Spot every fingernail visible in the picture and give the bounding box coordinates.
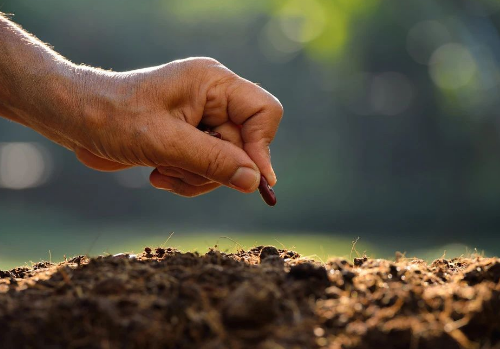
[230,167,260,191]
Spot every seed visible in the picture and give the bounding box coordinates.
[198,123,222,139]
[207,131,222,139]
[258,175,276,206]
[202,124,277,206]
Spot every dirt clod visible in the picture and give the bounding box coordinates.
[353,256,367,266]
[259,246,280,262]
[155,247,165,257]
[288,263,329,285]
[0,249,498,349]
[222,281,280,329]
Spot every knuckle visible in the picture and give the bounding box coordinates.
[183,57,222,72]
[196,57,221,66]
[271,98,284,119]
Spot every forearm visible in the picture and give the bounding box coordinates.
[0,14,110,146]
[0,15,69,123]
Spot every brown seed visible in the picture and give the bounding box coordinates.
[207,131,222,139]
[258,175,277,206]
[203,125,277,206]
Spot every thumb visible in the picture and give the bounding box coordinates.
[168,123,260,193]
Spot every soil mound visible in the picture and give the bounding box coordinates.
[0,247,499,349]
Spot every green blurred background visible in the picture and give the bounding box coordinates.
[1,0,500,268]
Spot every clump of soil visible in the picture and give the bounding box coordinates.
[0,247,499,349]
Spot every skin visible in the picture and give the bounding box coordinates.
[0,14,283,197]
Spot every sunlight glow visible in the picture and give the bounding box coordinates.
[278,0,327,44]
[259,19,303,63]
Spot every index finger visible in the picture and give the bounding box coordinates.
[226,79,283,186]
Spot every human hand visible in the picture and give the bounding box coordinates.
[0,16,282,198]
[71,58,283,197]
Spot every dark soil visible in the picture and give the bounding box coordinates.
[0,246,499,349]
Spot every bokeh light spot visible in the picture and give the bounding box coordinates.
[0,143,52,190]
[429,43,477,89]
[406,20,452,65]
[278,0,327,44]
[306,3,349,61]
[259,19,303,63]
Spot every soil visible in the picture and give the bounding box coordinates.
[0,246,499,349]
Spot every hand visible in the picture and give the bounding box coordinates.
[0,17,282,197]
[71,58,283,197]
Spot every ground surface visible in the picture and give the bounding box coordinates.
[0,247,499,349]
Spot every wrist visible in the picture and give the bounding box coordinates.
[0,60,99,138]
[58,65,120,146]
[20,63,121,149]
